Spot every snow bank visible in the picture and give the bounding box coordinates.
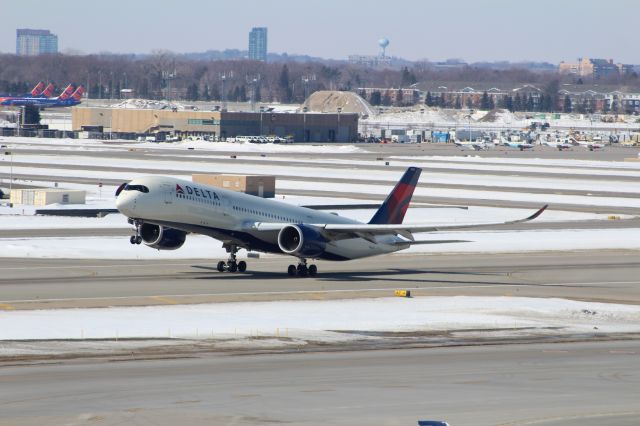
[1,296,638,341]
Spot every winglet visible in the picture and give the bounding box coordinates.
[369,167,422,225]
[526,204,548,221]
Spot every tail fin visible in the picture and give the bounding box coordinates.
[369,167,422,225]
[30,82,45,96]
[41,83,54,98]
[58,84,75,100]
[70,86,85,101]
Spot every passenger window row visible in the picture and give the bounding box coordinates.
[232,205,293,222]
[177,193,220,206]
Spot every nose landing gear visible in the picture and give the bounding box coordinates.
[128,219,142,245]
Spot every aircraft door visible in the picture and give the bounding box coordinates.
[161,183,173,205]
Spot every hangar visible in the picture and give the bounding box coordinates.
[71,108,358,142]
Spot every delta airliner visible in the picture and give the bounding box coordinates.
[115,167,547,276]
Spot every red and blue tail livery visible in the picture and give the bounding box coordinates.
[369,166,422,225]
[40,83,55,98]
[29,81,45,97]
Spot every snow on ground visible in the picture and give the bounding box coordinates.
[6,153,640,197]
[1,296,638,342]
[363,108,640,130]
[279,179,640,209]
[2,227,639,259]
[1,137,364,154]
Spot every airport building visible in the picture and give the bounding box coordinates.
[16,29,58,56]
[10,188,85,206]
[248,27,268,61]
[71,108,358,142]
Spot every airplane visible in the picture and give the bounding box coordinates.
[573,140,604,151]
[502,140,534,151]
[0,84,83,108]
[115,167,548,277]
[543,138,572,151]
[454,140,492,151]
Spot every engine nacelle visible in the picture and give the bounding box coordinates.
[140,223,186,250]
[277,224,326,258]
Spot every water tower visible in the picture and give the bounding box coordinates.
[378,37,390,58]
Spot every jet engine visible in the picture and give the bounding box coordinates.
[139,223,186,250]
[277,224,326,258]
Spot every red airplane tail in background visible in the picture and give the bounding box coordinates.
[70,86,85,101]
[41,83,55,98]
[58,84,75,100]
[30,81,45,96]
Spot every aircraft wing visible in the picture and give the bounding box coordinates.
[251,205,548,242]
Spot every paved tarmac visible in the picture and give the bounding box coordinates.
[0,341,638,425]
[1,251,639,310]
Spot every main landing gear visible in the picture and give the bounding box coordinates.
[217,245,247,273]
[287,259,317,277]
[128,218,142,245]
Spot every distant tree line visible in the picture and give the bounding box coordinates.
[0,52,638,111]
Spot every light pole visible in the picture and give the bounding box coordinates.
[337,107,342,142]
[4,151,12,200]
[259,106,264,136]
[302,106,308,142]
[220,71,233,111]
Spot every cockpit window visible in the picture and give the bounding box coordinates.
[124,184,149,193]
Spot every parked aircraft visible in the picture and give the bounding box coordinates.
[0,84,83,107]
[454,140,492,151]
[115,167,547,276]
[502,140,534,150]
[573,140,604,151]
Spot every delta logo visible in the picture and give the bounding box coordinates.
[175,183,220,200]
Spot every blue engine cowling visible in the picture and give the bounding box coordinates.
[277,224,326,258]
[140,223,186,250]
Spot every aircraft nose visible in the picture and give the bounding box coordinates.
[115,192,136,216]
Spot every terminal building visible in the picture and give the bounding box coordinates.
[71,108,358,142]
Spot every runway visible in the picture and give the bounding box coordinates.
[0,341,638,426]
[1,251,639,310]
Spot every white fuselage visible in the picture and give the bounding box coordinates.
[116,176,406,261]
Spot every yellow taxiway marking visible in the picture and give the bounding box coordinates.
[0,303,15,311]
[150,296,179,305]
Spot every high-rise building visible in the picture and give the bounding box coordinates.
[248,27,267,61]
[16,29,58,56]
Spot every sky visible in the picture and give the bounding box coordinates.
[2,0,637,64]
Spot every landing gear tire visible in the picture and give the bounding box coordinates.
[297,264,308,277]
[135,236,142,245]
[228,262,238,273]
[237,261,247,273]
[288,265,297,277]
[308,264,318,277]
[217,261,225,272]
[129,235,136,244]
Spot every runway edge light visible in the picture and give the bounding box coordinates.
[394,289,411,298]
